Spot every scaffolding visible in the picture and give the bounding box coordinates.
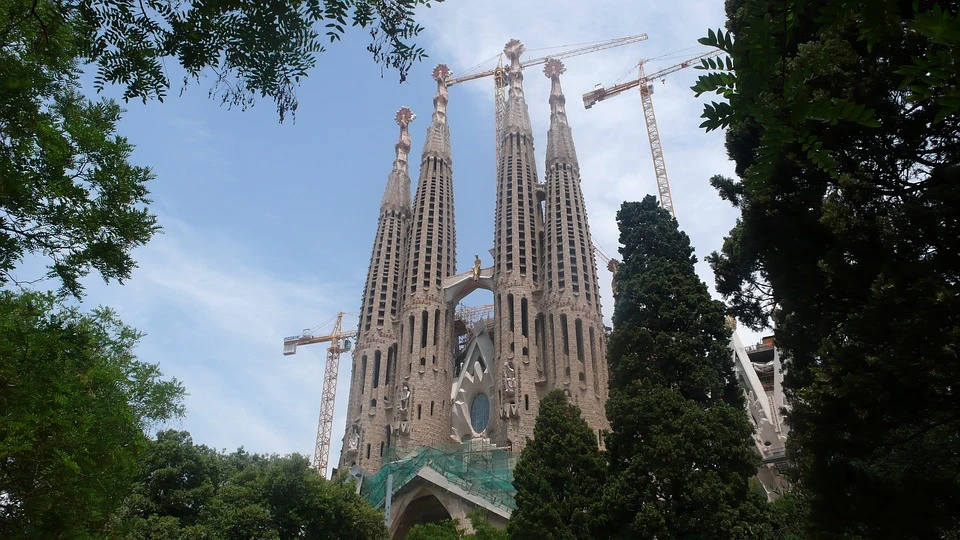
[361,442,518,511]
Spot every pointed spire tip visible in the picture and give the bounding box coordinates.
[544,59,566,78]
[504,39,524,61]
[395,107,415,127]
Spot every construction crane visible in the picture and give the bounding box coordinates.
[444,34,649,168]
[282,312,357,476]
[582,49,723,218]
[594,245,620,295]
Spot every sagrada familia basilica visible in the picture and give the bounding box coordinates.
[339,39,608,474]
[333,40,788,536]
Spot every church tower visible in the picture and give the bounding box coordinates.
[338,39,609,472]
[340,107,415,471]
[492,40,547,450]
[541,60,609,435]
[394,65,458,450]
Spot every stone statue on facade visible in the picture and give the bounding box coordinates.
[472,254,481,281]
[502,358,517,398]
[399,382,411,412]
[347,423,361,452]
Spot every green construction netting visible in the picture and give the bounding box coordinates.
[361,443,518,511]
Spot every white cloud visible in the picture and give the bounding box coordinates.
[83,217,357,466]
[417,0,756,334]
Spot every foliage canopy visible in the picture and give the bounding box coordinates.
[1,1,159,296]
[694,0,960,536]
[0,290,185,538]
[600,197,770,539]
[114,429,389,539]
[4,0,441,121]
[508,389,605,540]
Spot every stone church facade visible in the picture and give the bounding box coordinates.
[339,40,608,474]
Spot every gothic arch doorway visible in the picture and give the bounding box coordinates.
[392,492,452,539]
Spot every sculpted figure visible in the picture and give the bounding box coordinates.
[347,424,361,451]
[399,382,411,411]
[503,359,517,397]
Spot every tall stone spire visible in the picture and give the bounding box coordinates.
[541,60,609,438]
[502,39,533,136]
[339,108,416,471]
[544,59,578,166]
[394,64,457,449]
[492,39,547,452]
[381,107,415,214]
[422,64,452,161]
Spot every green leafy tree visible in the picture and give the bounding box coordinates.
[600,197,770,539]
[1,2,158,297]
[465,508,508,540]
[0,290,185,539]
[4,0,441,122]
[407,519,463,540]
[115,430,388,539]
[508,389,605,540]
[2,0,442,295]
[693,1,960,537]
[407,508,506,540]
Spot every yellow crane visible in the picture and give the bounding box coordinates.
[582,49,722,218]
[282,312,357,476]
[444,34,650,168]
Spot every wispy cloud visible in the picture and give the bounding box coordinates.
[419,0,746,328]
[84,216,357,461]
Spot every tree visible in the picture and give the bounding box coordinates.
[1,2,159,297]
[115,429,388,539]
[4,0,441,122]
[465,508,508,540]
[2,0,442,295]
[508,389,605,540]
[600,197,770,539]
[407,508,507,540]
[0,290,185,539]
[694,1,960,536]
[407,519,463,540]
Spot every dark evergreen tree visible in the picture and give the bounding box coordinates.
[508,389,605,540]
[600,197,770,539]
[694,1,960,536]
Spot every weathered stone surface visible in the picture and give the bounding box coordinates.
[339,40,610,471]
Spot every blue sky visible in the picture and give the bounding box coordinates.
[24,0,765,474]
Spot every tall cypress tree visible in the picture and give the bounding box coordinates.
[508,389,605,540]
[600,197,769,539]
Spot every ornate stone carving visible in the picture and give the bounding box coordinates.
[499,402,521,419]
[344,423,361,456]
[398,382,411,421]
[502,358,517,399]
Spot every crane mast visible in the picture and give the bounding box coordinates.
[582,49,722,218]
[282,312,357,476]
[444,34,649,169]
